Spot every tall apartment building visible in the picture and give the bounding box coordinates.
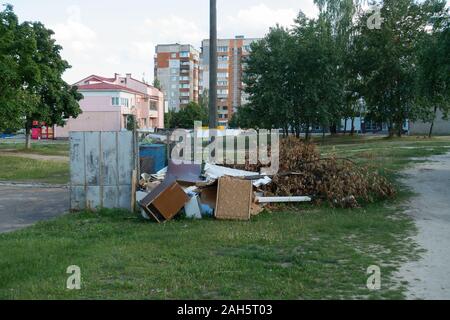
[200,36,260,126]
[154,44,200,112]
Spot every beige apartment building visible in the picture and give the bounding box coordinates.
[200,36,260,126]
[154,44,200,112]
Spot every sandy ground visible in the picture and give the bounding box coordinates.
[399,152,450,300]
[0,184,69,233]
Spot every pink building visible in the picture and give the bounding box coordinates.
[55,74,164,138]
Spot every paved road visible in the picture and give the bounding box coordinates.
[399,152,450,300]
[0,184,69,233]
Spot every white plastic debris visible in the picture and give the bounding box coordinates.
[256,196,312,203]
[204,164,272,187]
[184,195,202,219]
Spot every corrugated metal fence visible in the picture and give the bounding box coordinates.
[70,131,136,211]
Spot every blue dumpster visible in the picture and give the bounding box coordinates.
[139,144,167,174]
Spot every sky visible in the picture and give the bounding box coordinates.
[6,0,319,84]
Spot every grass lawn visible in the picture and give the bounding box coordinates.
[0,156,69,184]
[0,136,450,300]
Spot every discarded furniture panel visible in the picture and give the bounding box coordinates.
[70,131,135,211]
[199,185,218,209]
[139,179,190,223]
[256,196,312,203]
[215,177,253,221]
[167,160,203,185]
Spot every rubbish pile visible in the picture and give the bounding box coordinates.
[136,137,396,223]
[136,159,312,223]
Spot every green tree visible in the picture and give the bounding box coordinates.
[243,26,297,136]
[291,13,341,139]
[153,78,162,90]
[353,0,437,137]
[166,102,208,129]
[0,5,82,148]
[416,1,450,137]
[314,0,363,134]
[228,104,259,129]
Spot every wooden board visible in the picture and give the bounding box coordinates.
[215,177,252,221]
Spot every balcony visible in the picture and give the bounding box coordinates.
[149,110,158,118]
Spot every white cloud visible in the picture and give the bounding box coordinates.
[227,4,297,30]
[41,1,321,84]
[52,5,96,59]
[129,41,155,62]
[224,3,318,37]
[143,15,205,45]
[105,55,121,66]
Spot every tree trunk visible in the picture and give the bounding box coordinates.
[305,123,310,141]
[388,121,395,138]
[329,124,337,136]
[25,119,32,150]
[429,106,438,138]
[350,117,355,136]
[343,118,348,135]
[396,121,403,137]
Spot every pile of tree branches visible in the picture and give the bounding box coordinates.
[266,138,396,208]
[229,137,396,208]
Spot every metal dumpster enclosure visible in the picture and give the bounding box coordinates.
[70,131,136,211]
[139,144,167,174]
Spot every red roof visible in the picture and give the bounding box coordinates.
[76,83,160,100]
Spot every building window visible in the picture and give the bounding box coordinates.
[120,98,129,107]
[180,51,189,58]
[218,63,228,69]
[218,56,229,62]
[218,46,228,52]
[150,101,158,111]
[180,84,190,89]
[171,76,178,81]
[112,97,120,106]
[171,53,177,58]
[171,68,178,75]
[218,80,228,86]
[217,72,229,79]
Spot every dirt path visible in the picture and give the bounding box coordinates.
[399,152,450,300]
[0,151,68,162]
